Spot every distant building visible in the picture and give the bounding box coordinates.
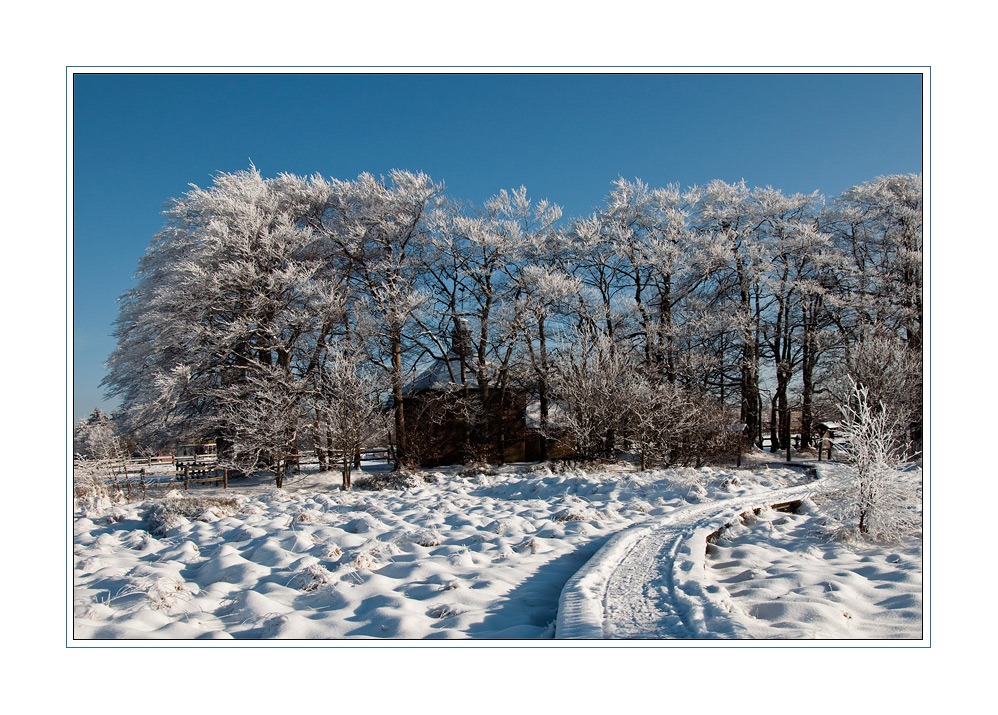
[401,322,528,466]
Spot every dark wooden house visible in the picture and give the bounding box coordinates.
[401,324,529,467]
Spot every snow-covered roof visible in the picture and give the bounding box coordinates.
[403,358,480,393]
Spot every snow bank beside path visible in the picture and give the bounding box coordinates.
[556,479,821,639]
[705,466,922,639]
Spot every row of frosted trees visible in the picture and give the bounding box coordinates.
[103,167,922,483]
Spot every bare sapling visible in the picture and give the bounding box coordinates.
[837,377,919,541]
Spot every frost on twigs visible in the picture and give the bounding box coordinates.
[828,378,921,543]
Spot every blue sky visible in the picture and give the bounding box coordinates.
[72,71,923,423]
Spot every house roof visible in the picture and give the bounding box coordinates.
[403,358,480,394]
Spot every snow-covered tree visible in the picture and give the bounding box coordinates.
[103,167,332,459]
[834,330,923,457]
[822,174,923,449]
[476,187,565,461]
[624,378,734,470]
[831,174,922,349]
[73,408,135,508]
[693,179,768,446]
[73,408,127,462]
[329,170,445,468]
[316,345,381,490]
[834,378,919,541]
[547,326,635,460]
[100,166,921,475]
[220,365,308,488]
[753,187,825,453]
[583,178,705,380]
[512,263,579,459]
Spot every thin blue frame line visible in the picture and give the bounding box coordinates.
[66,67,71,649]
[926,66,931,648]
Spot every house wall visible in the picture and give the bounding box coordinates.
[523,431,576,462]
[402,388,528,467]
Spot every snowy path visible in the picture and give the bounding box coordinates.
[556,469,823,639]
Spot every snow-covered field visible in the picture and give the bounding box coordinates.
[72,457,922,641]
[705,499,922,639]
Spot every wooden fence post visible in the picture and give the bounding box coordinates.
[223,468,228,489]
[184,465,190,490]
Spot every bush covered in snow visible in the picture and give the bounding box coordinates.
[145,496,240,535]
[352,470,433,491]
[828,379,921,542]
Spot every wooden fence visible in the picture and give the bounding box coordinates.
[84,445,391,496]
[112,455,179,468]
[292,447,392,470]
[108,465,229,499]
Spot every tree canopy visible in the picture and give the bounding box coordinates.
[103,168,923,478]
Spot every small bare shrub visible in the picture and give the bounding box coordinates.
[146,496,239,535]
[354,471,430,491]
[290,563,335,592]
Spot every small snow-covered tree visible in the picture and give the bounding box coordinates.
[73,409,132,506]
[624,379,732,469]
[548,326,635,460]
[835,378,919,541]
[848,331,922,455]
[218,366,308,488]
[317,346,381,490]
[73,409,127,461]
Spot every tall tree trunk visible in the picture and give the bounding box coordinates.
[342,449,351,491]
[315,406,328,471]
[662,274,676,384]
[801,351,815,450]
[769,395,780,452]
[391,333,406,469]
[537,314,550,461]
[739,296,761,446]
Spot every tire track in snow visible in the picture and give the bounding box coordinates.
[603,523,688,638]
[557,474,822,639]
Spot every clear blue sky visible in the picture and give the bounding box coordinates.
[72,71,923,423]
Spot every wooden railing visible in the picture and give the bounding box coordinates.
[101,465,229,499]
[294,447,392,468]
